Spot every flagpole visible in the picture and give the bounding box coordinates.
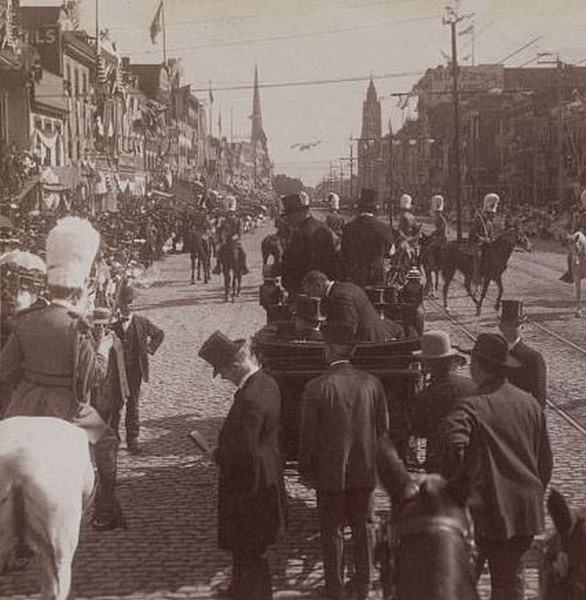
[162,0,167,65]
[95,0,100,59]
[208,80,213,139]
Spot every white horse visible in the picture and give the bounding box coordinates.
[568,231,586,317]
[0,417,95,600]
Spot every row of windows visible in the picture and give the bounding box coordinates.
[65,61,88,98]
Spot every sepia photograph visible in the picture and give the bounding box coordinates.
[0,0,585,598]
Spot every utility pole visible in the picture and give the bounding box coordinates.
[444,6,473,241]
[349,140,354,201]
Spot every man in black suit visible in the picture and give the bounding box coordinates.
[111,285,164,453]
[199,331,286,600]
[341,188,394,287]
[301,270,403,342]
[299,322,389,600]
[442,333,553,600]
[498,300,547,407]
[281,193,338,296]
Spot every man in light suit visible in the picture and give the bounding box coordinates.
[111,285,164,453]
[498,300,547,407]
[299,322,389,600]
[301,270,403,342]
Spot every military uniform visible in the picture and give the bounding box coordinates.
[431,211,448,246]
[469,211,494,283]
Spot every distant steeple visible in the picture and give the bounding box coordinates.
[251,65,267,147]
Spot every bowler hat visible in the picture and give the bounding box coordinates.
[281,194,307,215]
[465,333,520,367]
[198,330,246,377]
[499,300,526,324]
[91,307,112,325]
[358,188,378,211]
[322,320,356,345]
[414,330,459,360]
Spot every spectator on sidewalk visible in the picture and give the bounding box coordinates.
[299,321,389,600]
[111,285,164,454]
[442,333,553,600]
[199,331,286,600]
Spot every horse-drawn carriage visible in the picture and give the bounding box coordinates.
[253,273,426,463]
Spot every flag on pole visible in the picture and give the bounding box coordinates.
[150,1,163,44]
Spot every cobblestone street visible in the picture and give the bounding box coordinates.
[2,219,586,600]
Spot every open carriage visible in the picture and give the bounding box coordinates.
[254,270,426,463]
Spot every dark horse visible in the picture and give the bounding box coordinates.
[377,437,478,600]
[190,229,215,284]
[261,233,285,269]
[218,238,245,302]
[441,225,531,315]
[542,489,586,600]
[420,232,444,298]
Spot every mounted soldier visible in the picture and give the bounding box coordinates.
[341,188,394,287]
[0,216,126,531]
[469,192,499,285]
[394,193,421,268]
[325,192,345,239]
[214,196,249,276]
[429,194,448,246]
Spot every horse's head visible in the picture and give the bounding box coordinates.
[542,489,586,600]
[504,223,532,252]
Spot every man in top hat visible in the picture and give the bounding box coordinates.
[301,270,404,342]
[280,192,338,296]
[199,331,286,600]
[442,333,553,600]
[412,330,476,474]
[111,284,164,454]
[469,192,499,285]
[341,188,395,287]
[299,321,389,600]
[498,300,547,407]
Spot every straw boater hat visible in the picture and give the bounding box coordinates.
[199,330,246,377]
[414,330,460,360]
[46,216,100,289]
[482,193,500,213]
[399,193,413,211]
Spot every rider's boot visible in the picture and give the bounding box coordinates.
[92,431,127,531]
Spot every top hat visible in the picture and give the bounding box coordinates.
[467,333,520,367]
[322,320,356,345]
[499,300,526,324]
[358,188,378,211]
[281,194,307,215]
[414,330,460,360]
[198,330,246,377]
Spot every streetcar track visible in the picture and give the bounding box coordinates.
[425,295,586,438]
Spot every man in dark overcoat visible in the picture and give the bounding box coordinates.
[301,270,403,342]
[280,193,337,296]
[498,300,547,407]
[442,333,553,600]
[111,285,164,453]
[341,188,394,287]
[199,331,286,600]
[299,322,389,600]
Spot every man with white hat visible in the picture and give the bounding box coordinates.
[429,194,448,246]
[469,192,499,284]
[325,192,345,238]
[394,193,421,268]
[0,216,126,531]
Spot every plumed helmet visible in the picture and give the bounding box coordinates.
[400,193,413,210]
[46,217,100,289]
[430,194,444,212]
[0,250,46,274]
[580,189,586,209]
[226,195,237,212]
[483,192,500,213]
[328,192,340,211]
[299,191,310,207]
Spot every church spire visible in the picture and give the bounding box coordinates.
[251,65,267,146]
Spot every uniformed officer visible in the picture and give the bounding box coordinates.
[395,193,420,266]
[429,194,448,246]
[0,216,126,531]
[280,193,337,296]
[341,188,394,287]
[325,192,345,238]
[498,300,547,407]
[469,192,499,285]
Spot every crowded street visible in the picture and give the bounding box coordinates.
[2,213,586,599]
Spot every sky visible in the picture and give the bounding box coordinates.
[21,0,586,185]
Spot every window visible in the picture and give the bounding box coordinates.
[74,69,79,97]
[83,72,88,96]
[34,116,42,130]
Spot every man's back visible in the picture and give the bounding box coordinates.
[299,363,388,491]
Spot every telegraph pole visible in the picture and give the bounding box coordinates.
[444,6,473,241]
[557,57,565,208]
[349,141,354,201]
